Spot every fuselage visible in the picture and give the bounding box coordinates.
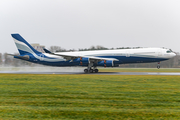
[11,34,177,73]
[22,47,176,67]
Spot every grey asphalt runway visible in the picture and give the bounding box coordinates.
[1,71,180,75]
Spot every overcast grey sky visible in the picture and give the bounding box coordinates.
[1,0,180,53]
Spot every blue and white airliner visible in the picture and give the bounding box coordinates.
[9,34,176,73]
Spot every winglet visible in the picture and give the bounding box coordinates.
[43,48,52,53]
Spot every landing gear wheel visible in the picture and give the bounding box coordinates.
[90,69,94,73]
[84,69,88,73]
[94,69,99,73]
[157,66,160,69]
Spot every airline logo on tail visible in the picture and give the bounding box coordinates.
[11,34,64,62]
[11,34,42,55]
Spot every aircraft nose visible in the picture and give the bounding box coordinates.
[171,52,176,58]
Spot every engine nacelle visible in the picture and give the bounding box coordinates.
[98,60,118,67]
[75,58,119,67]
[77,57,89,66]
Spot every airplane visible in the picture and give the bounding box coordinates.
[9,34,176,73]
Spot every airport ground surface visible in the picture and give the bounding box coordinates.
[1,67,180,119]
[1,67,180,75]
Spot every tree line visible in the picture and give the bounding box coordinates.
[0,45,180,68]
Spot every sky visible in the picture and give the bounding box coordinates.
[1,0,180,53]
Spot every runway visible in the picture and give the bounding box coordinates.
[1,71,180,75]
[0,67,180,75]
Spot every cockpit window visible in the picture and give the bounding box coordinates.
[166,50,172,53]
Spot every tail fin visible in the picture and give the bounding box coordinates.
[11,34,42,55]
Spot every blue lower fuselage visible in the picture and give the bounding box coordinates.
[15,54,168,67]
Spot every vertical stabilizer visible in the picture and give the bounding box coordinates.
[11,34,42,55]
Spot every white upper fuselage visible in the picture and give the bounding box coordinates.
[45,47,176,60]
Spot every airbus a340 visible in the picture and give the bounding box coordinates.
[9,34,176,73]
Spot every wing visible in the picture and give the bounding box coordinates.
[49,53,119,62]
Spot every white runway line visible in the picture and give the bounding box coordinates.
[148,72,180,75]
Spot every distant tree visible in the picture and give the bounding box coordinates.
[49,46,66,52]
[3,53,13,66]
[96,45,108,50]
[79,45,108,51]
[116,47,141,49]
[0,53,2,65]
[89,46,96,50]
[79,48,88,51]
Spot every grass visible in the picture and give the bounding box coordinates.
[0,74,180,119]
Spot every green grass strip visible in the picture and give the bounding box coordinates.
[0,74,180,119]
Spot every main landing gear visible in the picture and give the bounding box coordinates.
[84,62,99,73]
[84,68,99,73]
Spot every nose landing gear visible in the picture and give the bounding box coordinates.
[157,62,160,69]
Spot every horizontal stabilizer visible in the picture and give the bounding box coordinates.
[7,54,29,60]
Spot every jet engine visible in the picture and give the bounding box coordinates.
[98,60,118,67]
[78,57,89,66]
